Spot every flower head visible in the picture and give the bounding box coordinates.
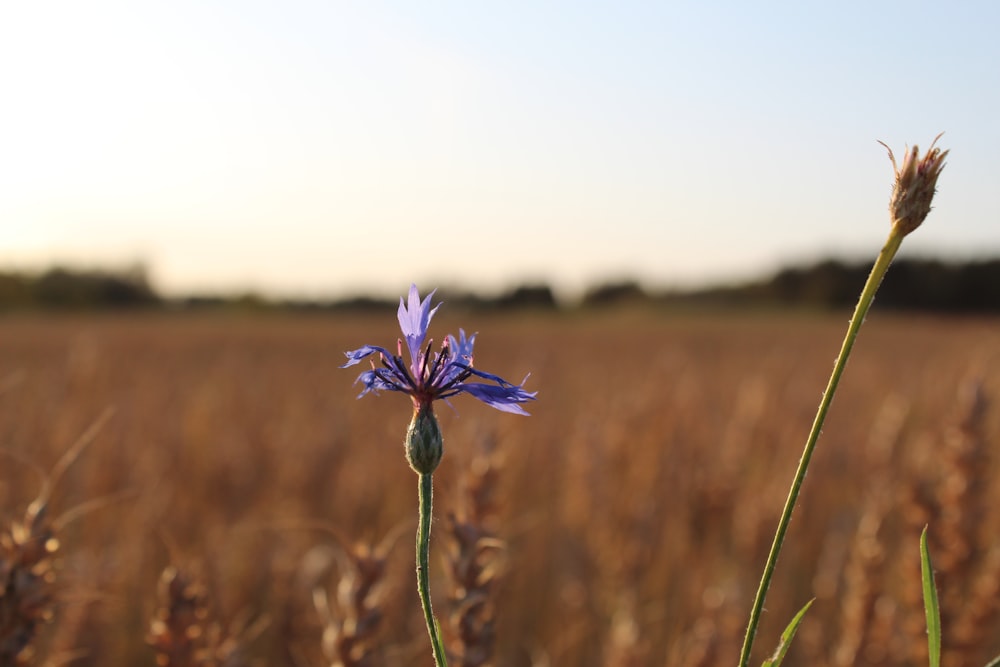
[342,285,536,415]
[879,133,948,236]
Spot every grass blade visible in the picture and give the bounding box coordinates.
[982,655,1000,667]
[921,526,942,667]
[761,599,814,667]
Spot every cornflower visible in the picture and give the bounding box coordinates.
[342,284,535,667]
[343,285,536,419]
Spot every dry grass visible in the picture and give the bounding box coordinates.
[444,438,504,667]
[146,563,258,667]
[0,490,58,665]
[0,308,998,665]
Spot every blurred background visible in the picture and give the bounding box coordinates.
[3,3,1000,667]
[2,0,999,306]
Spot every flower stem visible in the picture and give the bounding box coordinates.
[417,472,449,667]
[737,226,906,667]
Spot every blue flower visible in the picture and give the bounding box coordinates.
[342,285,536,415]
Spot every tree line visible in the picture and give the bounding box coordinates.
[2,258,999,313]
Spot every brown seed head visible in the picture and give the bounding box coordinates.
[879,133,948,236]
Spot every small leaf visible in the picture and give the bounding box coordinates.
[761,599,814,667]
[921,526,942,667]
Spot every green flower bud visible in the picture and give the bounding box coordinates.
[405,404,443,474]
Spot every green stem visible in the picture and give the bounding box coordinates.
[417,472,449,667]
[737,227,905,667]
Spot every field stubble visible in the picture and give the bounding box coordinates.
[1,309,998,666]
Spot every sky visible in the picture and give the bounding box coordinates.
[1,1,998,300]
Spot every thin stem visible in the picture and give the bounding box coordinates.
[417,472,449,667]
[737,226,906,667]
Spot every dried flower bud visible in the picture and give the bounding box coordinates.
[879,133,948,236]
[406,404,443,474]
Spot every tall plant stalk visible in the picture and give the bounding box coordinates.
[738,227,903,667]
[342,286,534,667]
[418,472,449,667]
[738,135,947,666]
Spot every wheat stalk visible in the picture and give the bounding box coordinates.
[0,409,113,665]
[147,564,258,667]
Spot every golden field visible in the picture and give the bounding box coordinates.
[1,308,999,666]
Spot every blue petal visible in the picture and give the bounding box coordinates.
[457,382,536,414]
[447,329,476,362]
[463,365,525,388]
[397,284,440,368]
[341,344,390,368]
[353,369,408,398]
[430,330,476,388]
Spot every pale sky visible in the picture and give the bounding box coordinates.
[1,1,997,300]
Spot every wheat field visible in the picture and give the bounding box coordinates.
[1,308,998,666]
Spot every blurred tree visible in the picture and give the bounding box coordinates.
[582,280,647,308]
